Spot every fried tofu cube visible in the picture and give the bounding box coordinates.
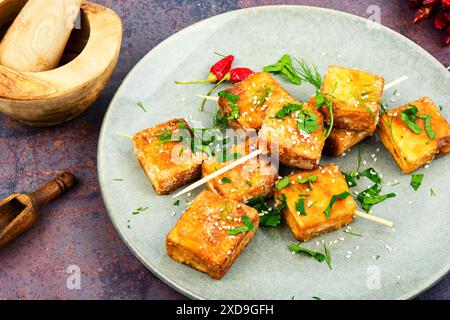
[274,164,356,241]
[202,137,278,203]
[377,97,450,174]
[133,119,202,195]
[218,72,294,131]
[259,99,326,169]
[325,129,372,157]
[166,190,259,279]
[321,66,384,132]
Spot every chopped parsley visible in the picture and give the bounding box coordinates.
[324,192,351,219]
[401,105,422,134]
[295,59,334,138]
[132,207,148,215]
[221,177,232,183]
[245,179,253,187]
[136,101,147,112]
[275,177,291,190]
[360,167,382,184]
[343,172,357,188]
[289,244,332,270]
[430,188,436,197]
[263,54,301,85]
[298,175,318,184]
[228,215,255,235]
[410,174,424,191]
[255,86,272,109]
[173,200,180,206]
[357,183,396,212]
[295,197,307,216]
[246,195,284,227]
[218,90,240,120]
[275,103,303,119]
[297,110,319,134]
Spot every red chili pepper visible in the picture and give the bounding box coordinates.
[175,55,234,85]
[210,55,234,81]
[230,68,255,84]
[413,6,434,23]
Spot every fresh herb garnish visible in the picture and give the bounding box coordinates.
[298,175,318,184]
[417,114,436,139]
[410,174,424,191]
[312,296,322,300]
[221,177,232,183]
[352,93,377,119]
[297,110,319,134]
[296,197,307,216]
[228,215,255,235]
[255,86,272,109]
[246,195,283,227]
[132,207,148,215]
[263,54,301,85]
[137,101,147,112]
[360,168,382,184]
[357,183,396,212]
[173,200,180,206]
[246,179,253,187]
[295,59,334,138]
[343,172,357,188]
[156,128,183,145]
[344,230,363,237]
[275,103,303,119]
[212,109,228,130]
[112,178,124,181]
[430,188,436,197]
[218,90,240,120]
[401,105,422,134]
[323,192,351,219]
[289,244,332,270]
[276,177,291,190]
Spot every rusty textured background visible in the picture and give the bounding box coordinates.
[0,0,448,300]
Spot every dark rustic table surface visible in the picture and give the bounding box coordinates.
[0,0,448,300]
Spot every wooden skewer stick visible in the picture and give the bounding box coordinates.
[355,210,393,228]
[383,75,408,91]
[171,149,263,199]
[196,75,409,102]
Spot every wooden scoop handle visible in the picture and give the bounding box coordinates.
[29,172,76,210]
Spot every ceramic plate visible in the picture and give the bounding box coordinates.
[98,6,450,300]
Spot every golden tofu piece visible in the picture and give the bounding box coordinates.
[325,128,372,157]
[218,72,294,131]
[133,119,202,195]
[321,65,384,132]
[377,97,450,174]
[274,164,356,241]
[166,190,259,279]
[259,99,326,169]
[202,137,278,203]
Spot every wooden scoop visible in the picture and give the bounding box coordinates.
[0,0,82,72]
[0,172,76,249]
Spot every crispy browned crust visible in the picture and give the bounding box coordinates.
[166,191,259,279]
[133,119,202,194]
[218,72,294,131]
[325,128,372,157]
[377,97,450,174]
[321,65,384,132]
[202,137,278,203]
[274,164,356,241]
[259,99,325,169]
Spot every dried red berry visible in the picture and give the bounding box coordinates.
[434,12,449,29]
[409,0,423,9]
[413,6,433,23]
[442,0,450,10]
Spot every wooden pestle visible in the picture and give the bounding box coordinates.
[0,0,82,72]
[0,172,76,249]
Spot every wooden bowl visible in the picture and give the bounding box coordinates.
[0,0,122,126]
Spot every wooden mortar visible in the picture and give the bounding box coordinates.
[0,0,122,127]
